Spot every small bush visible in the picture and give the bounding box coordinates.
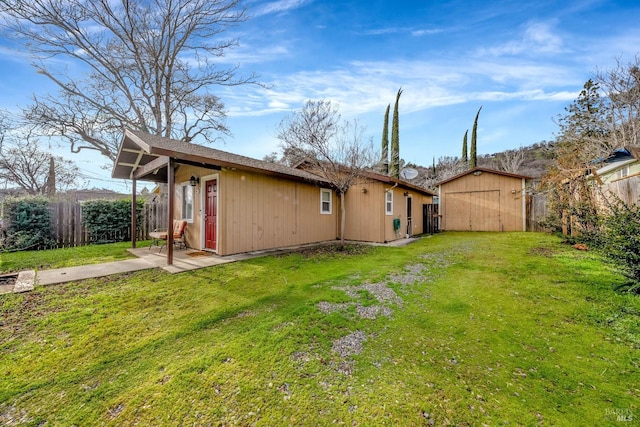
[1,197,56,251]
[600,202,640,292]
[82,199,144,244]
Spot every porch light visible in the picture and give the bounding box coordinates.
[189,176,200,186]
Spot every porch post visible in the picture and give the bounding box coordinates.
[131,178,137,248]
[167,158,175,265]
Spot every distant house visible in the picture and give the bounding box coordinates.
[437,167,531,232]
[589,146,640,207]
[57,189,131,202]
[112,129,436,263]
[590,147,640,184]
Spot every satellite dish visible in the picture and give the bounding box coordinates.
[399,167,419,180]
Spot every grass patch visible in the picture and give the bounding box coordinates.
[0,233,638,425]
[0,240,152,274]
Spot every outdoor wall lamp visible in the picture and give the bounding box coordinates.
[189,176,200,186]
[403,192,409,196]
[473,171,482,176]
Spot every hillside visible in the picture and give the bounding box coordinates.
[405,141,556,189]
[478,141,556,178]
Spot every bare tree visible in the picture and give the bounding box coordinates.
[0,0,257,162]
[541,58,640,234]
[496,148,526,174]
[0,110,80,194]
[596,56,640,149]
[0,140,81,195]
[433,156,467,183]
[277,100,377,247]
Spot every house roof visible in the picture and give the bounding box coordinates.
[112,129,331,185]
[436,167,532,186]
[626,145,640,160]
[293,159,437,196]
[594,157,637,176]
[361,170,438,196]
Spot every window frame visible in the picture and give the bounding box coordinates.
[385,190,393,215]
[320,188,332,214]
[180,183,195,222]
[616,166,630,179]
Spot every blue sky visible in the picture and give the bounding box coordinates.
[1,0,640,192]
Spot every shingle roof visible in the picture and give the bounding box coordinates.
[436,167,532,186]
[112,129,331,184]
[293,159,438,197]
[361,170,438,196]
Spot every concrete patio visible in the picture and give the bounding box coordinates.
[127,246,263,273]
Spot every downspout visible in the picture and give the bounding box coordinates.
[438,184,442,231]
[522,178,526,232]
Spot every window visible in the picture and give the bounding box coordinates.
[385,191,393,215]
[616,166,630,179]
[181,184,194,222]
[320,188,332,214]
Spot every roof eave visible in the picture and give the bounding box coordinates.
[436,167,532,186]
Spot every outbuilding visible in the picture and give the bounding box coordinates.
[112,129,436,264]
[437,167,530,232]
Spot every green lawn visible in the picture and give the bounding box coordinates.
[1,233,638,425]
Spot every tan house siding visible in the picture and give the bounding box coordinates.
[173,165,436,253]
[343,181,385,242]
[172,165,337,255]
[218,169,336,255]
[440,171,526,232]
[383,189,433,241]
[343,181,434,243]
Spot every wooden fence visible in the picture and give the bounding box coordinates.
[596,175,640,208]
[526,193,550,232]
[47,199,168,248]
[422,203,439,234]
[525,176,640,234]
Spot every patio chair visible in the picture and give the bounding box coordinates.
[149,220,187,252]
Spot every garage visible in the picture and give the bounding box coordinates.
[437,168,530,232]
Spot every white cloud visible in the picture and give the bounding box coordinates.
[223,56,578,121]
[411,29,443,37]
[360,27,401,36]
[252,0,312,17]
[216,43,290,64]
[523,21,563,52]
[0,45,31,64]
[476,20,565,57]
[360,27,443,37]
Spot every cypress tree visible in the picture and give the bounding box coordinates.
[470,106,482,169]
[390,88,403,178]
[462,130,468,164]
[46,156,56,196]
[381,104,390,174]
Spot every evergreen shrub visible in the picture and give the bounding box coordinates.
[82,199,144,244]
[1,197,56,251]
[600,202,640,293]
